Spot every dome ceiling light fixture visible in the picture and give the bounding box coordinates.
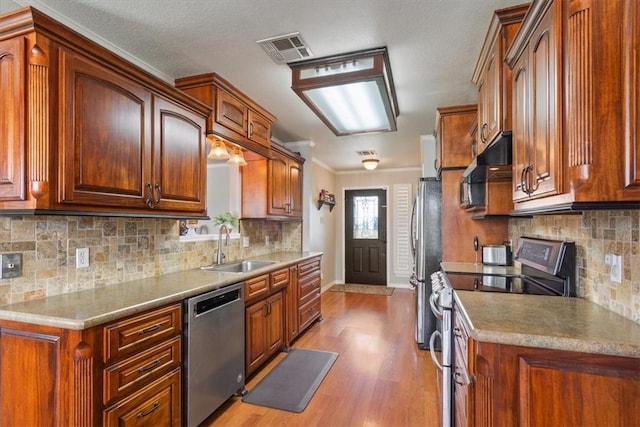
[362,158,380,170]
[289,47,399,136]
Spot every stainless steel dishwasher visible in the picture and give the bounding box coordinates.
[184,282,245,427]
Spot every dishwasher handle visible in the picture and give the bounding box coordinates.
[195,287,241,316]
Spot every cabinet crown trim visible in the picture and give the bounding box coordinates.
[505,0,555,67]
[472,3,530,84]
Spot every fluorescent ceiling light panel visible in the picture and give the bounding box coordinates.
[290,47,399,136]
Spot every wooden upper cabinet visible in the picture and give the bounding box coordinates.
[175,73,276,157]
[624,0,640,193]
[473,4,529,154]
[59,49,206,214]
[216,89,248,135]
[248,110,271,147]
[0,7,211,217]
[434,104,477,171]
[506,0,640,212]
[153,95,207,213]
[267,146,303,218]
[510,1,562,203]
[0,37,25,204]
[59,48,153,209]
[242,143,304,220]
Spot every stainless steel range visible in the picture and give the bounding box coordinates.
[429,237,577,427]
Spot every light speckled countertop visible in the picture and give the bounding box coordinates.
[454,291,640,359]
[0,251,322,330]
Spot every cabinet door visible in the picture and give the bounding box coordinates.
[153,96,206,213]
[266,292,284,355]
[216,89,247,136]
[248,110,271,148]
[245,301,267,376]
[0,38,25,203]
[624,0,640,191]
[288,160,303,217]
[512,53,530,201]
[59,48,153,209]
[528,2,561,199]
[267,151,290,216]
[286,265,299,345]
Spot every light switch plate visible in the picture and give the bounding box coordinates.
[1,253,23,278]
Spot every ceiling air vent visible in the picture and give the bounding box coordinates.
[257,32,313,64]
[356,150,378,157]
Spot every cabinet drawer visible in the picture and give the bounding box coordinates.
[104,368,181,427]
[103,304,181,364]
[299,296,321,331]
[298,272,320,302]
[104,336,181,405]
[270,267,289,290]
[298,257,321,278]
[244,274,269,303]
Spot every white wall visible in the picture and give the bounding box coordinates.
[421,134,437,177]
[335,168,421,287]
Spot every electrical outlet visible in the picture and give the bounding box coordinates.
[610,254,622,284]
[76,248,89,268]
[604,253,613,266]
[242,236,250,248]
[265,235,270,245]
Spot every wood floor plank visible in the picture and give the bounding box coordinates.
[201,288,440,426]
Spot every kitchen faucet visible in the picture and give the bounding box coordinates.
[216,224,231,265]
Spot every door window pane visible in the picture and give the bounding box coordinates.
[352,196,378,239]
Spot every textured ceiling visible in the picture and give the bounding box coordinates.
[13,0,526,172]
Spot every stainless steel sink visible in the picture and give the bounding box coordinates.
[201,260,276,273]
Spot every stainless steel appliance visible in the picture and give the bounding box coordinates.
[410,177,442,350]
[482,244,512,266]
[430,237,577,427]
[183,282,245,427]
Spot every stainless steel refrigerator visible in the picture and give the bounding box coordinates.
[410,177,441,350]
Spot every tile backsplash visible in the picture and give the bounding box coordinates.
[0,215,301,305]
[510,210,639,324]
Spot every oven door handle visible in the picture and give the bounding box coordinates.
[429,292,443,319]
[429,330,443,371]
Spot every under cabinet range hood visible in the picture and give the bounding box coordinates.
[462,131,512,183]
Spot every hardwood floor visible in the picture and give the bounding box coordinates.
[202,288,440,426]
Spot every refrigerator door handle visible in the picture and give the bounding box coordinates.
[410,197,417,257]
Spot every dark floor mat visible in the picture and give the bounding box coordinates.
[242,348,339,413]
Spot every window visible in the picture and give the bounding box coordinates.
[352,196,379,239]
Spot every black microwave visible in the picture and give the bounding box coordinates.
[460,179,486,208]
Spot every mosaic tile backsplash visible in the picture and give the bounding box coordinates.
[510,210,639,324]
[0,216,301,305]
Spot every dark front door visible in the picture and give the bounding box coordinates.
[345,189,387,285]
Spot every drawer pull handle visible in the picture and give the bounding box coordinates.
[137,324,161,335]
[137,401,160,418]
[138,358,161,373]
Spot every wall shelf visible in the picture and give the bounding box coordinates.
[317,190,336,211]
[317,199,335,212]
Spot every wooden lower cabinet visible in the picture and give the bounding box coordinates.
[454,308,640,427]
[0,303,183,426]
[103,368,181,427]
[285,264,300,345]
[245,291,284,377]
[297,256,322,332]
